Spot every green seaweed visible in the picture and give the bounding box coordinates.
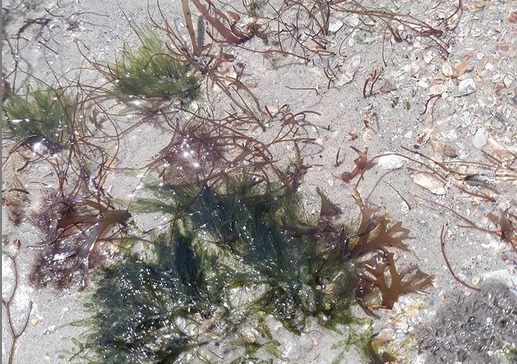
[89,232,206,363]
[2,85,76,152]
[103,26,200,104]
[331,322,374,364]
[84,177,359,362]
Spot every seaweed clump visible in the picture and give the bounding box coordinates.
[29,197,131,290]
[96,27,200,105]
[2,85,76,154]
[82,169,433,362]
[83,177,357,362]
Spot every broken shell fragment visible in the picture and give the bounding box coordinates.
[431,140,458,158]
[458,78,476,93]
[412,173,447,195]
[453,60,469,78]
[473,128,487,149]
[338,54,361,86]
[416,128,434,145]
[328,20,344,33]
[442,62,453,77]
[429,84,448,95]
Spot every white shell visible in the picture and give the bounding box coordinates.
[412,173,447,195]
[377,154,406,170]
[473,128,487,149]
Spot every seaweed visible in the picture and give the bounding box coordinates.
[2,84,76,153]
[89,155,435,361]
[153,119,229,188]
[29,197,131,290]
[87,231,207,363]
[0,1,457,361]
[95,26,200,105]
[1,170,29,225]
[356,250,434,310]
[339,146,373,186]
[2,239,33,364]
[81,176,362,362]
[84,222,282,363]
[189,0,257,45]
[349,211,411,258]
[338,198,431,315]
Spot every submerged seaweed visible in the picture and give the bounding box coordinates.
[91,232,206,363]
[2,85,76,153]
[97,26,200,104]
[84,178,359,362]
[81,165,435,363]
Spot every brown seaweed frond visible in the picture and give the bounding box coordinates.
[339,146,373,186]
[190,0,257,45]
[345,193,410,259]
[356,250,435,311]
[29,198,131,290]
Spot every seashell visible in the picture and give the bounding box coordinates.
[412,173,447,195]
[424,51,433,64]
[472,128,486,149]
[453,59,469,78]
[429,84,447,95]
[441,62,453,77]
[328,20,343,33]
[458,78,476,93]
[431,140,458,158]
[416,128,434,145]
[376,154,406,170]
[338,54,361,85]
